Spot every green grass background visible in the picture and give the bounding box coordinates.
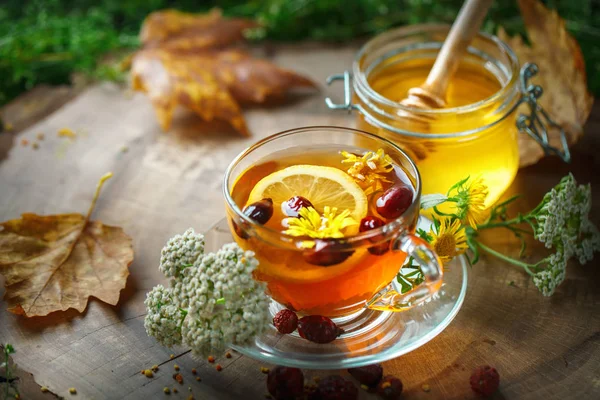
[1,0,598,106]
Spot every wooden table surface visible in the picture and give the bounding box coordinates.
[0,43,599,400]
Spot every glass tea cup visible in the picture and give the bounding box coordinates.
[223,126,443,318]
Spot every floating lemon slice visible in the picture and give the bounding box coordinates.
[247,165,368,224]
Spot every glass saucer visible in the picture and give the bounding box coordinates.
[204,217,468,370]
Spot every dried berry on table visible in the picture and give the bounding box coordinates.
[315,375,358,400]
[144,369,154,378]
[297,315,342,344]
[216,364,223,372]
[273,309,298,334]
[225,352,232,358]
[470,365,499,397]
[69,387,77,395]
[174,364,180,371]
[377,376,403,399]
[347,364,383,388]
[207,355,215,363]
[266,366,304,400]
[163,387,171,394]
[261,367,270,374]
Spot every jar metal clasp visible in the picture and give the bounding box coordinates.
[515,63,570,162]
[325,63,571,162]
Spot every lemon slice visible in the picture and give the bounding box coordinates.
[247,165,368,223]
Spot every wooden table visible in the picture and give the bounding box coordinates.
[1,43,599,400]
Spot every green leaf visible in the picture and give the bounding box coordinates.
[446,175,470,195]
[420,194,448,210]
[396,274,414,294]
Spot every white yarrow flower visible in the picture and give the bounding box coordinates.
[532,252,567,297]
[147,231,270,357]
[144,285,184,347]
[159,228,205,278]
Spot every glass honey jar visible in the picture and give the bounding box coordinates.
[326,24,570,205]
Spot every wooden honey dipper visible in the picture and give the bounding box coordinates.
[400,0,493,110]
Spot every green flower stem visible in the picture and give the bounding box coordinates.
[477,221,532,235]
[475,241,535,276]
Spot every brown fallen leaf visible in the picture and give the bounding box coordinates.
[498,0,594,167]
[140,9,259,51]
[0,173,133,317]
[131,9,317,135]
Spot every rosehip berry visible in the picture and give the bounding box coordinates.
[347,364,383,388]
[359,216,385,232]
[359,216,389,256]
[376,375,403,399]
[303,239,354,266]
[243,198,273,225]
[232,219,250,240]
[297,315,341,344]
[315,375,358,400]
[470,365,500,397]
[267,366,304,400]
[376,186,413,219]
[273,309,298,334]
[282,196,314,217]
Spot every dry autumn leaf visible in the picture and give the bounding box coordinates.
[131,9,317,135]
[0,173,133,317]
[498,0,594,167]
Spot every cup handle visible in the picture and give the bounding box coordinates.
[366,234,444,312]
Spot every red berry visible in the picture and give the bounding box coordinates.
[267,366,304,400]
[273,309,298,334]
[303,239,354,266]
[347,364,383,388]
[315,375,358,400]
[282,196,314,217]
[232,219,250,239]
[297,315,341,344]
[470,365,499,397]
[376,186,413,219]
[358,216,389,256]
[359,216,385,232]
[376,375,403,399]
[243,198,273,225]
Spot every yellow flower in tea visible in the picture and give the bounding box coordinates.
[449,177,489,229]
[429,218,468,264]
[284,206,357,240]
[341,149,394,195]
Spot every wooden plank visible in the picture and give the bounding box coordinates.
[0,42,599,400]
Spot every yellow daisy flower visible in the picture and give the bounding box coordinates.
[341,149,394,195]
[463,178,489,228]
[448,177,489,229]
[284,206,357,240]
[429,218,469,264]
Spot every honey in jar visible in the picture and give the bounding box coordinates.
[343,25,528,205]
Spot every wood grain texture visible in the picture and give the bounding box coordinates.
[0,42,599,400]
